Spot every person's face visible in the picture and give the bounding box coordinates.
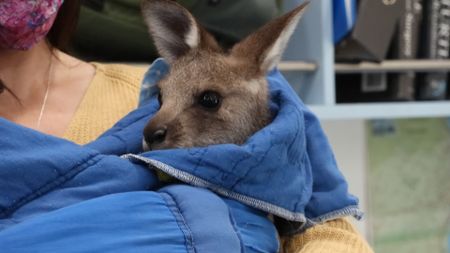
[0,0,64,50]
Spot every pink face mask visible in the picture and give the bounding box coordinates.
[0,0,64,50]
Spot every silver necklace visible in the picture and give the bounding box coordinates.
[0,52,54,130]
[36,55,54,130]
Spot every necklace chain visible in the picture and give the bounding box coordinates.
[0,50,54,130]
[36,54,54,130]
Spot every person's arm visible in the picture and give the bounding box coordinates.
[281,218,373,253]
[0,102,160,218]
[0,111,278,253]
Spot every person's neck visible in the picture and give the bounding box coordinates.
[0,41,53,104]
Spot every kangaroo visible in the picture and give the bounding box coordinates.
[141,0,308,151]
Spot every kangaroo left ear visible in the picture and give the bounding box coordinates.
[231,2,309,73]
[142,0,221,63]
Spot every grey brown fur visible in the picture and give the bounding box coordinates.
[141,0,308,151]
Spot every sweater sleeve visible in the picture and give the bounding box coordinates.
[281,219,374,253]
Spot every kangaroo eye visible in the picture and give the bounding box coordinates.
[198,91,221,109]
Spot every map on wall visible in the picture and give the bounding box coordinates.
[367,118,450,253]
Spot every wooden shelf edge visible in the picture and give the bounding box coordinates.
[279,61,318,72]
[335,60,450,73]
[278,60,450,73]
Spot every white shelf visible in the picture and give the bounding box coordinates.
[281,60,450,73]
[335,60,450,73]
[279,61,318,72]
[309,102,450,120]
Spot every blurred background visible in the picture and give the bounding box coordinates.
[70,0,450,252]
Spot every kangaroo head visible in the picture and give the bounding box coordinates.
[142,0,307,151]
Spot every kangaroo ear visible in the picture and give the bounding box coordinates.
[231,2,309,73]
[142,0,221,63]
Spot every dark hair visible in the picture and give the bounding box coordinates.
[47,0,81,52]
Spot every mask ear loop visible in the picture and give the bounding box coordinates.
[0,78,23,106]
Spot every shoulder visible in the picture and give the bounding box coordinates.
[92,62,149,90]
[63,63,150,144]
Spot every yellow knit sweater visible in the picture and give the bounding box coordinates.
[281,219,373,253]
[62,63,373,253]
[63,63,147,144]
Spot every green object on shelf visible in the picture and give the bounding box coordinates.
[73,0,282,62]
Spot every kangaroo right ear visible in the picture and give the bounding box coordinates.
[142,0,220,62]
[231,2,309,73]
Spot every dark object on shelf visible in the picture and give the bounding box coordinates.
[416,0,450,100]
[72,0,282,62]
[448,72,450,99]
[336,74,364,103]
[336,72,420,103]
[335,0,404,62]
[388,0,423,101]
[336,73,394,103]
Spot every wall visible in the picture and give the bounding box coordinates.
[321,120,370,240]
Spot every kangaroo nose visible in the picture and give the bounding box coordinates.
[145,126,167,146]
[152,128,167,143]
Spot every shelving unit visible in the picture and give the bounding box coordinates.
[335,60,450,73]
[281,0,450,120]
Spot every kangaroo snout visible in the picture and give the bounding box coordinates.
[143,124,168,150]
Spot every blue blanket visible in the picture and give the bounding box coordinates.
[0,59,361,252]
